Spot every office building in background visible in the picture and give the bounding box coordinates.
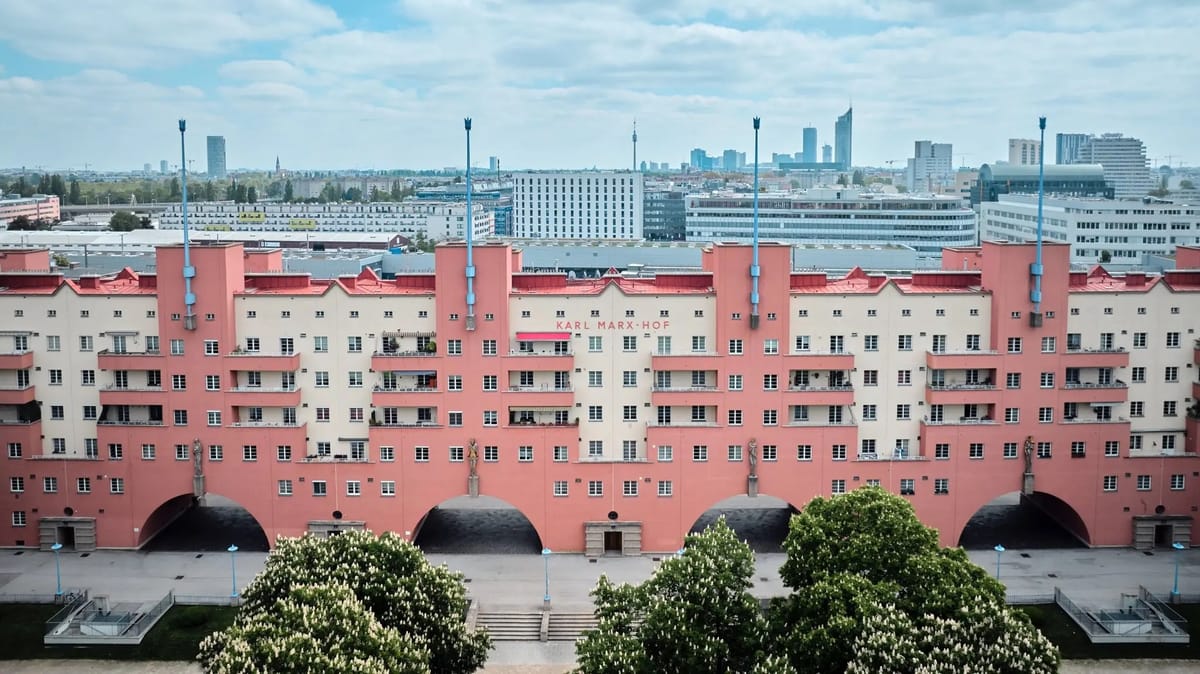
[206,136,227,178]
[1075,133,1154,199]
[1056,133,1091,165]
[834,107,853,170]
[802,127,817,163]
[1008,138,1042,166]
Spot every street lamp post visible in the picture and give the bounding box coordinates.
[994,544,1006,579]
[51,542,63,597]
[228,544,239,598]
[542,548,551,608]
[1171,541,1185,601]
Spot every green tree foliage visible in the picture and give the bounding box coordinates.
[49,174,66,197]
[836,174,849,186]
[769,487,1054,673]
[1100,250,1112,263]
[233,531,490,674]
[851,169,865,185]
[199,584,429,674]
[319,182,340,203]
[575,518,767,674]
[1181,179,1195,190]
[68,180,82,205]
[109,210,141,231]
[247,186,257,204]
[283,179,294,202]
[7,215,33,230]
[169,177,181,200]
[343,187,364,202]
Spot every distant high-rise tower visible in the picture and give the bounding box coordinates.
[488,156,499,172]
[632,121,638,172]
[206,136,227,178]
[1008,138,1041,166]
[275,156,281,175]
[1055,133,1090,165]
[160,160,168,174]
[822,144,833,164]
[834,107,853,170]
[1076,133,1154,199]
[802,127,817,163]
[904,140,953,192]
[722,149,739,171]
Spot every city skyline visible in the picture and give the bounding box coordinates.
[0,0,1196,172]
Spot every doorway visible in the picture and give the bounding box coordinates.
[603,531,623,554]
[56,526,76,550]
[1155,524,1174,547]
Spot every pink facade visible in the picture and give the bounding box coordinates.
[1,239,1198,553]
[0,195,61,225]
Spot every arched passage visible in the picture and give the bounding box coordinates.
[412,495,543,553]
[957,491,1089,549]
[689,494,799,553]
[140,493,270,552]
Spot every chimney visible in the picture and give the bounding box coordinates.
[79,276,100,289]
[1125,272,1147,287]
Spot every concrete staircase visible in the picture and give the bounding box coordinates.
[476,611,542,641]
[547,612,599,641]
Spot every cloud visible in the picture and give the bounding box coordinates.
[218,60,308,83]
[0,0,341,69]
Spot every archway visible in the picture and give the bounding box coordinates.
[957,491,1088,549]
[140,493,269,552]
[412,495,543,553]
[689,494,798,553]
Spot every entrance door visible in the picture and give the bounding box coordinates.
[56,526,76,550]
[1155,524,1174,547]
[603,531,623,553]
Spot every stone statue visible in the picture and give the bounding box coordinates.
[747,438,758,478]
[192,439,203,477]
[467,439,479,476]
[1023,435,1034,473]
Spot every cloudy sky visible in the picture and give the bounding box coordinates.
[0,0,1195,173]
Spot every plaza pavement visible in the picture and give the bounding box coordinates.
[2,545,1199,670]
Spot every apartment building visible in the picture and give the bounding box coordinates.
[1,241,1197,555]
[1,194,61,226]
[511,172,644,239]
[158,201,494,241]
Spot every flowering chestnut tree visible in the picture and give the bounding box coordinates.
[198,584,429,673]
[575,518,769,674]
[212,531,490,674]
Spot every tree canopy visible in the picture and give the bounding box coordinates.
[575,518,768,674]
[199,584,430,674]
[217,531,490,674]
[109,210,142,231]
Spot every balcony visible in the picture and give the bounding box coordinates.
[1061,380,1128,403]
[96,349,161,370]
[505,385,574,405]
[504,346,573,367]
[924,383,1001,406]
[785,417,856,427]
[1061,415,1127,425]
[0,351,35,369]
[785,384,855,405]
[920,416,998,426]
[0,384,35,405]
[651,384,723,403]
[372,421,442,429]
[650,351,724,370]
[783,351,855,370]
[228,421,305,429]
[371,351,439,371]
[924,350,1001,370]
[372,386,439,405]
[98,386,164,405]
[227,387,303,407]
[646,419,721,428]
[96,419,165,427]
[226,351,301,371]
[1062,347,1129,368]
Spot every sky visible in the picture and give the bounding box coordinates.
[0,0,1196,173]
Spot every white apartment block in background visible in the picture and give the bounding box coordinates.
[158,201,493,241]
[1075,133,1155,199]
[980,194,1200,265]
[905,141,954,192]
[511,171,644,239]
[1008,138,1042,166]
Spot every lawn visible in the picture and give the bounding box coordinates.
[0,603,236,661]
[1020,603,1200,660]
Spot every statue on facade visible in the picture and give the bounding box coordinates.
[748,438,758,478]
[467,439,479,477]
[192,438,203,477]
[1023,435,1034,473]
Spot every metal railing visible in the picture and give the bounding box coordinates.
[1138,586,1189,635]
[1064,381,1127,389]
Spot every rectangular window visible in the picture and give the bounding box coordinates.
[897,335,912,350]
[12,511,26,527]
[588,336,602,352]
[1040,372,1054,388]
[1041,336,1056,353]
[623,480,639,497]
[381,481,397,496]
[449,446,464,462]
[969,443,984,459]
[657,445,673,462]
[414,446,430,462]
[553,481,568,497]
[897,370,911,385]
[207,410,221,427]
[588,441,603,458]
[313,336,328,352]
[935,443,950,460]
[1003,442,1018,459]
[831,479,846,495]
[899,478,915,495]
[312,481,327,496]
[832,444,847,461]
[622,335,637,352]
[110,477,125,494]
[1102,476,1117,492]
[1039,407,1053,423]
[1170,474,1185,491]
[482,339,497,355]
[728,339,743,355]
[896,404,911,420]
[763,373,778,390]
[1071,441,1086,458]
[864,335,878,351]
[1037,442,1052,459]
[76,477,91,494]
[1166,332,1180,348]
[518,446,534,462]
[484,446,499,462]
[553,446,568,462]
[242,445,258,461]
[1007,337,1022,354]
[797,444,812,461]
[763,339,779,355]
[692,445,708,462]
[588,480,603,496]
[934,478,949,494]
[1136,475,1151,491]
[861,404,877,421]
[1006,372,1021,389]
[727,444,743,462]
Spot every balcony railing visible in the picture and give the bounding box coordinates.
[927,349,1000,355]
[1065,346,1126,353]
[646,420,719,427]
[228,386,297,393]
[374,386,437,392]
[1063,381,1127,389]
[0,384,34,391]
[507,385,573,392]
[96,419,164,426]
[653,350,718,357]
[921,416,998,425]
[508,350,572,357]
[375,421,442,428]
[101,385,164,391]
[788,384,854,392]
[300,455,369,463]
[97,349,160,356]
[228,350,296,357]
[652,385,719,392]
[1061,416,1127,424]
[229,421,302,428]
[786,419,855,427]
[0,419,39,425]
[373,350,436,358]
[927,383,996,391]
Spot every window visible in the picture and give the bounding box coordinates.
[315,407,331,422]
[447,339,462,355]
[832,444,847,461]
[657,445,673,461]
[1038,407,1053,423]
[1131,435,1143,450]
[50,405,64,420]
[310,480,328,496]
[482,339,497,356]
[1131,367,1146,383]
[692,445,708,462]
[588,406,603,422]
[79,335,93,352]
[588,371,603,388]
[588,441,604,458]
[690,406,707,422]
[1164,401,1178,417]
[446,375,462,391]
[899,478,915,495]
[588,480,604,496]
[763,339,779,355]
[12,511,26,527]
[1166,332,1180,348]
[242,445,258,461]
[622,335,637,352]
[588,336,602,352]
[968,443,983,459]
[763,374,778,390]
[1163,435,1176,451]
[448,446,464,462]
[623,405,638,421]
[43,476,57,493]
[623,480,639,497]
[691,336,706,353]
[727,444,743,462]
[861,404,877,421]
[141,443,156,460]
[623,370,637,387]
[484,445,499,462]
[1037,442,1052,459]
[1130,401,1144,417]
[896,404,911,420]
[1104,440,1120,457]
[1136,475,1151,491]
[965,334,981,351]
[797,444,812,461]
[1006,372,1021,389]
[348,371,364,388]
[10,476,24,493]
[553,481,568,497]
[274,445,292,461]
[897,370,911,385]
[1041,336,1056,353]
[794,335,810,352]
[173,409,188,425]
[727,374,742,391]
[171,338,185,355]
[451,411,465,426]
[414,446,430,462]
[727,409,743,426]
[1007,337,1022,353]
[81,370,95,386]
[1132,332,1147,348]
[207,410,222,427]
[862,370,878,386]
[481,375,497,391]
[831,479,846,495]
[110,477,125,494]
[1002,442,1017,459]
[349,407,364,422]
[47,335,60,351]
[1102,475,1117,492]
[1071,441,1086,458]
[1165,366,1179,383]
[77,477,91,494]
[1171,474,1185,491]
[347,336,362,353]
[897,335,912,350]
[518,446,534,462]
[864,335,878,351]
[934,443,950,460]
[1040,372,1055,388]
[728,339,743,355]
